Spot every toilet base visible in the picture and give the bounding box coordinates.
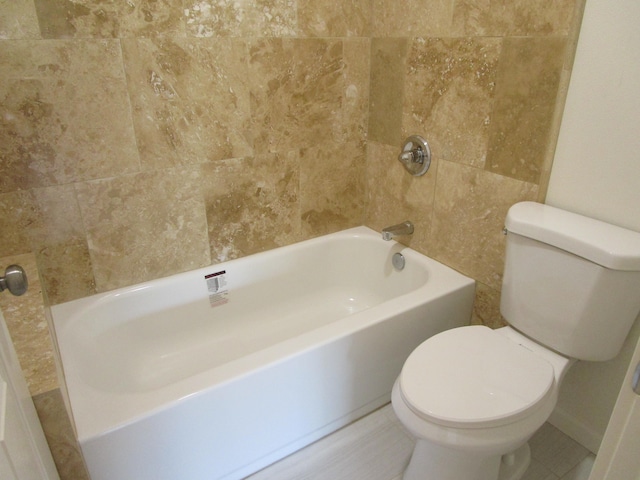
[402,441,531,480]
[498,443,530,480]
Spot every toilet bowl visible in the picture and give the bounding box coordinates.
[391,202,640,480]
[392,325,572,480]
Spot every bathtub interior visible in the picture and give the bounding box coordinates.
[55,228,431,394]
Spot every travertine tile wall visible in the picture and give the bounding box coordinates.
[1,0,583,478]
[0,253,57,395]
[1,0,580,315]
[1,0,370,305]
[366,0,582,327]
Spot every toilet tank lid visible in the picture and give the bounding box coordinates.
[505,202,640,271]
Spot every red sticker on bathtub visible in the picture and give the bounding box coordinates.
[205,270,229,307]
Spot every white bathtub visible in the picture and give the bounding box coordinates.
[50,226,474,480]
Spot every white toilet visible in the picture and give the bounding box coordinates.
[392,201,640,480]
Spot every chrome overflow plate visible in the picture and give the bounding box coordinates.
[392,252,405,270]
[398,135,431,176]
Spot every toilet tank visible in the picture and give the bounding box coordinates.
[501,202,640,361]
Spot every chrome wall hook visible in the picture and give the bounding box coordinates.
[398,135,431,176]
[0,265,28,296]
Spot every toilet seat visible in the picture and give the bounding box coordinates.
[398,326,555,429]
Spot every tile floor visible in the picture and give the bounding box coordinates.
[246,404,595,480]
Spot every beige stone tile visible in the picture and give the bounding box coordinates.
[28,185,95,304]
[0,253,58,395]
[76,168,210,292]
[402,37,501,168]
[0,39,140,192]
[122,37,253,169]
[368,38,408,146]
[33,0,184,38]
[0,190,39,257]
[300,141,366,239]
[452,0,576,36]
[429,160,538,290]
[0,0,41,39]
[471,281,507,329]
[365,141,437,254]
[36,243,96,305]
[486,37,567,184]
[0,186,95,304]
[372,0,454,37]
[201,153,300,263]
[298,0,371,37]
[342,38,370,143]
[249,38,345,155]
[28,185,85,247]
[33,388,91,480]
[366,143,406,229]
[184,0,297,38]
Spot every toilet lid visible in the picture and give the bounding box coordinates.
[399,326,555,429]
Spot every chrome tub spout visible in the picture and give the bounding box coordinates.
[381,221,414,241]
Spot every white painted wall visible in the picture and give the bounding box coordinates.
[547,0,640,232]
[545,0,640,453]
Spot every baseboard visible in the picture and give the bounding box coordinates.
[548,407,603,454]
